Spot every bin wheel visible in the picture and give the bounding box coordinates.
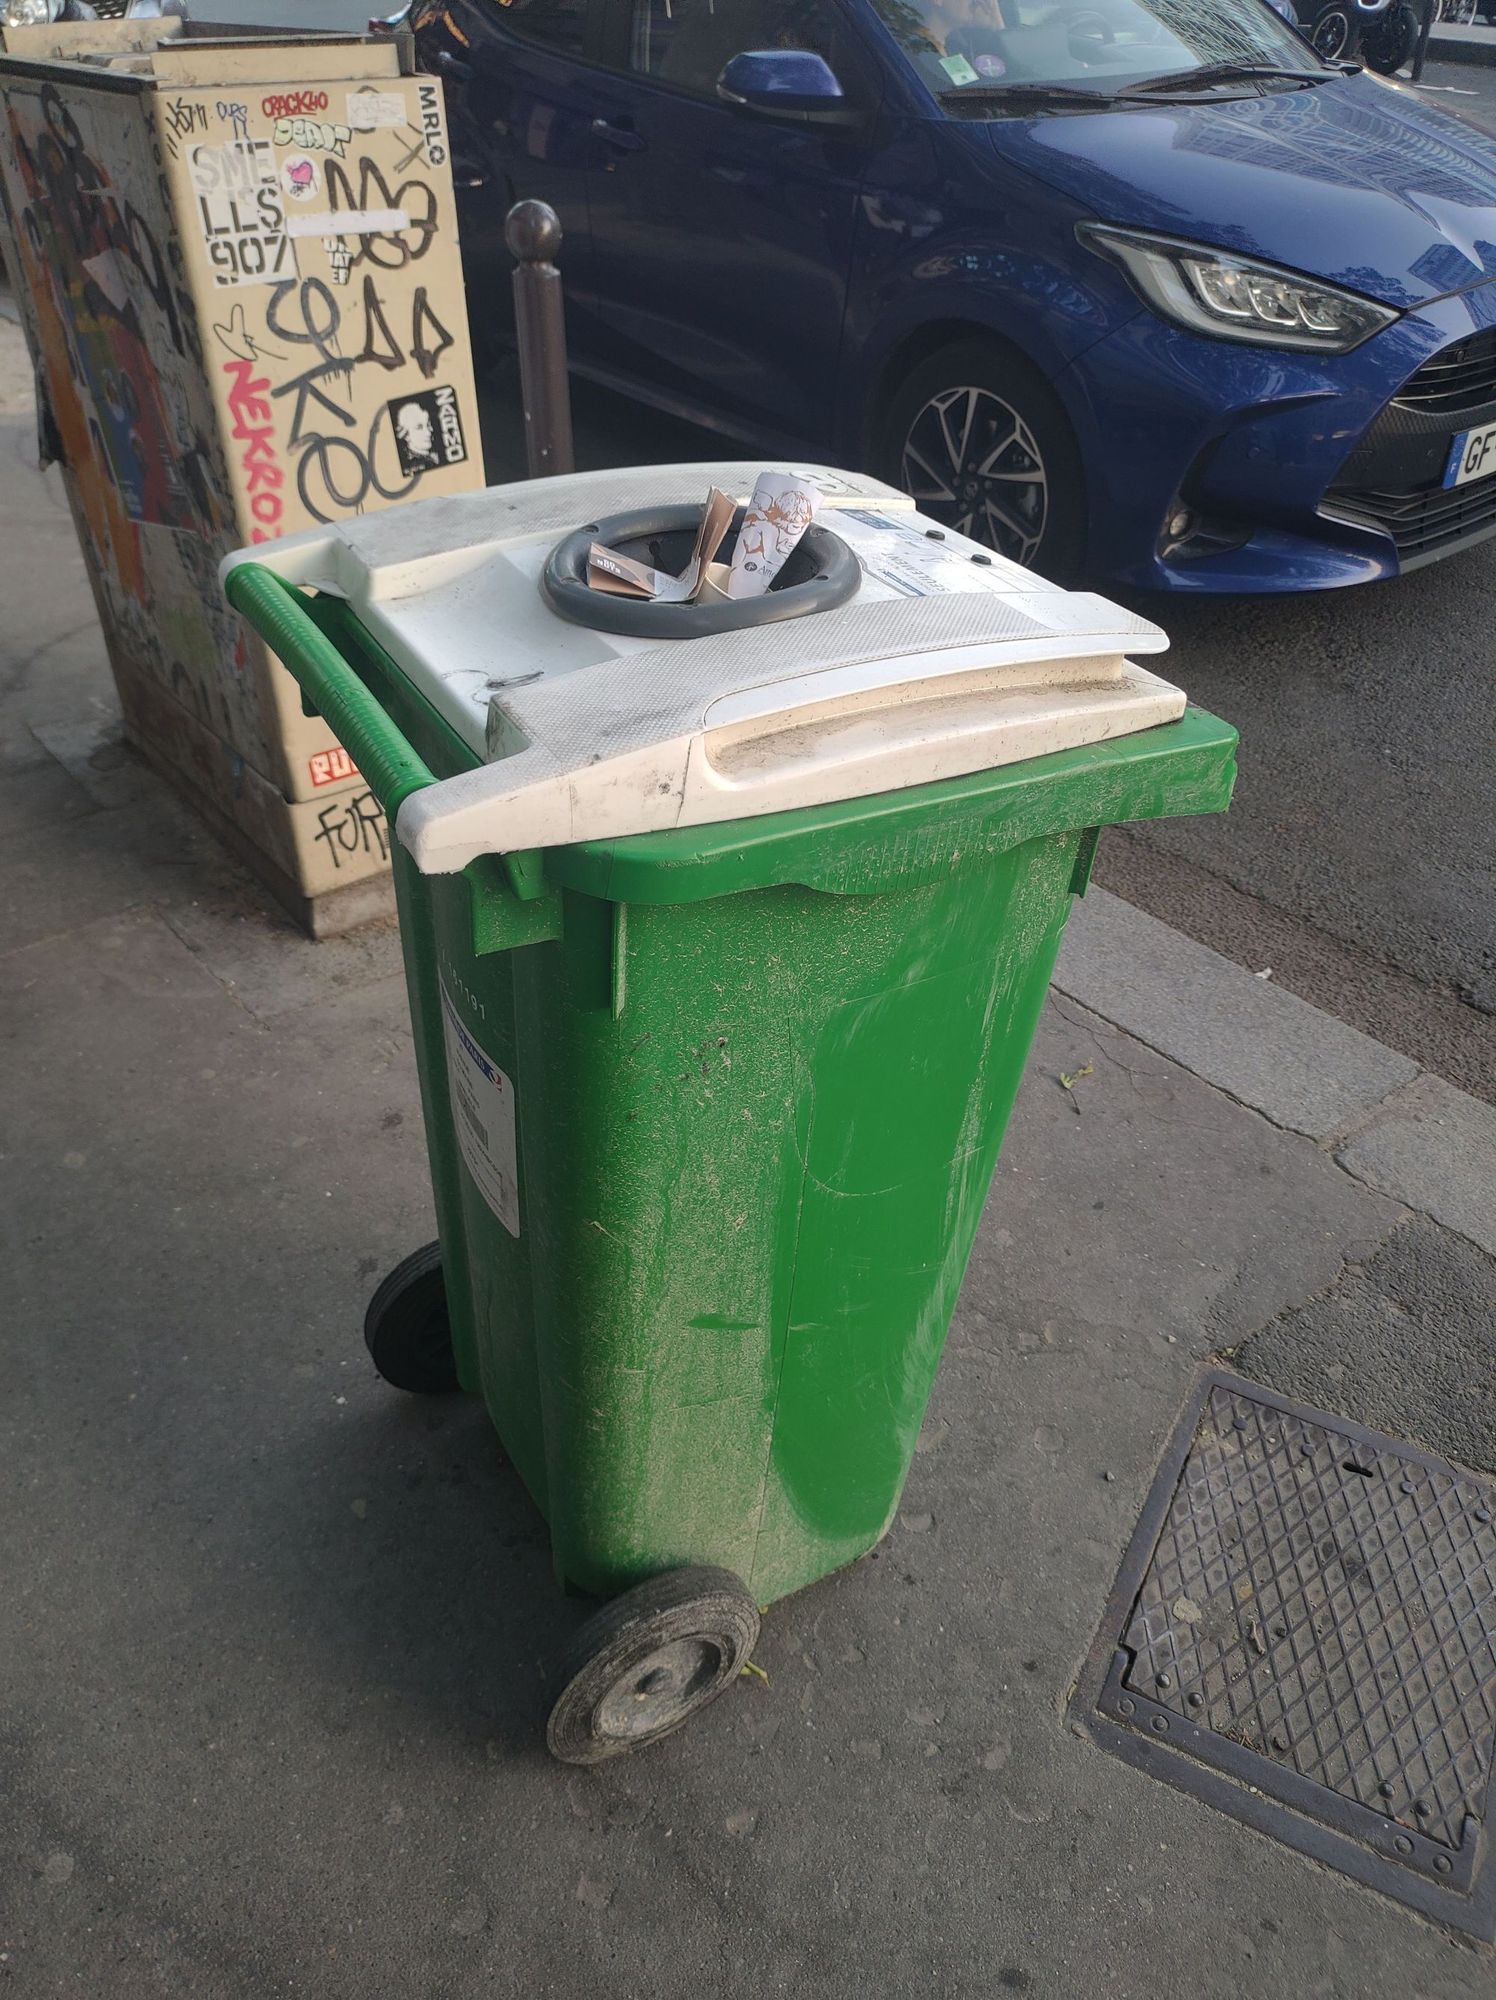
[363,1241,459,1394]
[546,1567,761,1765]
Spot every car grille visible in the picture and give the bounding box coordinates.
[1393,329,1496,416]
[1324,472,1496,560]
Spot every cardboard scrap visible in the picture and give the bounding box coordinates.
[586,472,821,605]
[587,485,737,602]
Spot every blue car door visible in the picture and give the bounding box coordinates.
[430,0,610,353]
[581,0,884,450]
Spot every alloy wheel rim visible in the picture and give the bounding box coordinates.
[899,384,1049,565]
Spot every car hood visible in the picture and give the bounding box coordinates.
[985,74,1496,308]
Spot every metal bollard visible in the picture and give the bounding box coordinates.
[1410,0,1434,82]
[505,199,576,481]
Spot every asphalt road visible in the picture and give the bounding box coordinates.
[1096,562,1496,1100]
[1412,55,1496,123]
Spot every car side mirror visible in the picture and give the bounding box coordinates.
[716,50,862,127]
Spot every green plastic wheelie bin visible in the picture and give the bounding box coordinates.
[225,467,1236,1763]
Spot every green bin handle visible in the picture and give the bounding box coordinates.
[225,559,560,943]
[224,561,437,820]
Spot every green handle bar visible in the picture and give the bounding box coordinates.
[224,561,437,821]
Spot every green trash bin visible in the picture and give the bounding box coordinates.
[225,468,1236,1764]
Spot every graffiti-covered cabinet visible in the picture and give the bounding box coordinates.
[0,28,481,933]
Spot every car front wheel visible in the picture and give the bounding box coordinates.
[880,339,1086,583]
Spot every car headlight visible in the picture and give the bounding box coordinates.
[1,0,64,22]
[1079,224,1397,353]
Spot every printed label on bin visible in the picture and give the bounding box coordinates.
[833,509,1020,597]
[440,980,519,1237]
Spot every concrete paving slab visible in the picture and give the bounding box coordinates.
[6,708,405,1016]
[1018,997,1406,1357]
[0,612,108,773]
[30,714,166,813]
[1238,1215,1496,1477]
[159,891,406,1027]
[0,773,230,959]
[1337,1073,1496,1257]
[9,925,1465,1998]
[0,756,95,839]
[1055,888,1421,1141]
[0,811,161,958]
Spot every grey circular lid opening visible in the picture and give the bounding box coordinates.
[541,504,861,638]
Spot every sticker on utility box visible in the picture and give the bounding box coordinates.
[346,89,407,131]
[440,980,519,1237]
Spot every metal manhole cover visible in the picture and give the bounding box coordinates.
[1073,1371,1496,1940]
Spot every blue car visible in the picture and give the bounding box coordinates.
[399,0,1496,592]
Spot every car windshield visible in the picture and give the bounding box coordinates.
[869,0,1325,105]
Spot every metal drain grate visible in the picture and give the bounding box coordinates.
[1073,1372,1496,1940]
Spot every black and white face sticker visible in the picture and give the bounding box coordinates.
[386,385,467,476]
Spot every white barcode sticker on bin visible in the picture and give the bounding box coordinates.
[439,980,519,1237]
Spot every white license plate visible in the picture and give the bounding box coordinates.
[1444,420,1496,489]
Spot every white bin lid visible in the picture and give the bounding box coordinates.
[222,461,1184,875]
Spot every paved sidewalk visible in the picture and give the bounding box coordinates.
[3,309,1494,1997]
[1428,19,1496,65]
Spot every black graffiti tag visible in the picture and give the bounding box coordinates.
[161,96,208,158]
[266,266,457,523]
[123,199,188,353]
[313,790,389,868]
[354,276,455,380]
[296,407,424,524]
[211,300,285,364]
[265,277,355,445]
[324,156,438,271]
[356,275,403,371]
[411,287,454,379]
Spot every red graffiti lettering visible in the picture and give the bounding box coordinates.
[308,746,357,788]
[262,90,328,119]
[222,356,284,544]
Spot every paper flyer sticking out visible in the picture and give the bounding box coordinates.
[587,486,737,602]
[725,471,820,599]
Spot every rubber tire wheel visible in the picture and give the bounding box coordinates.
[1362,0,1416,70]
[1308,3,1355,59]
[363,1241,459,1394]
[546,1566,761,1765]
[879,338,1087,586]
